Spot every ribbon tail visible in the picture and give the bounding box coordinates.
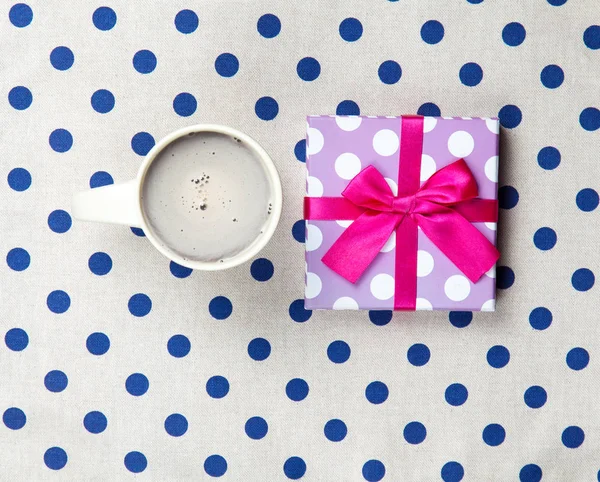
[322,211,399,284]
[415,207,500,283]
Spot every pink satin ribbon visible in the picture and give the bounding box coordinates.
[304,115,500,310]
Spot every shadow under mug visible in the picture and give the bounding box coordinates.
[72,124,283,270]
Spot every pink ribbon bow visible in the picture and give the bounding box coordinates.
[304,115,500,310]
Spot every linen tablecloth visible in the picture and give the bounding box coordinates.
[2,1,600,480]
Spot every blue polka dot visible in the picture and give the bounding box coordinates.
[327,340,351,364]
[255,96,279,120]
[547,0,567,4]
[248,337,271,361]
[459,62,483,87]
[131,132,155,156]
[48,209,72,233]
[83,411,107,434]
[174,9,198,34]
[283,456,306,480]
[292,221,305,243]
[215,53,239,77]
[44,370,68,392]
[49,128,73,153]
[466,0,484,3]
[294,140,306,163]
[50,46,74,71]
[487,345,510,368]
[173,92,197,117]
[417,102,441,117]
[445,383,468,406]
[6,247,30,271]
[404,421,427,444]
[245,416,268,439]
[324,419,347,442]
[365,381,388,404]
[44,447,67,470]
[251,258,274,281]
[7,167,31,191]
[89,171,113,188]
[8,86,32,110]
[502,22,526,46]
[128,293,152,317]
[537,146,560,170]
[520,464,542,482]
[498,104,522,128]
[257,14,280,38]
[209,296,232,320]
[286,378,309,401]
[576,188,599,212]
[529,307,552,330]
[86,332,110,355]
[540,64,564,89]
[167,334,191,358]
[562,426,584,448]
[407,343,430,366]
[206,375,229,398]
[572,268,595,292]
[362,460,385,482]
[499,186,519,209]
[289,299,312,322]
[164,413,188,436]
[297,57,321,81]
[204,455,227,477]
[3,407,26,430]
[9,3,33,28]
[339,18,363,42]
[584,25,600,50]
[124,451,147,473]
[47,290,70,313]
[132,49,157,74]
[88,252,112,275]
[336,100,360,115]
[441,461,464,482]
[5,328,28,351]
[378,60,402,84]
[482,423,505,446]
[579,107,600,131]
[449,311,472,328]
[369,310,392,326]
[130,227,145,237]
[169,261,192,278]
[524,386,547,408]
[421,20,444,44]
[125,373,149,396]
[566,347,589,370]
[92,7,116,31]
[533,227,556,251]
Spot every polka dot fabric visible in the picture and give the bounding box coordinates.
[1,1,599,480]
[305,116,498,310]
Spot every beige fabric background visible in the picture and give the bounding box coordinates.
[1,0,599,480]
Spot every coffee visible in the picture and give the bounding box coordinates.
[141,132,273,262]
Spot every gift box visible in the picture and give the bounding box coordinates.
[304,115,500,311]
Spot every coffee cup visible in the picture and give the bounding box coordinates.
[72,124,282,270]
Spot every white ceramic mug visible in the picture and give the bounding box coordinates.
[72,124,282,270]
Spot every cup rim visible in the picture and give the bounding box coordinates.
[136,124,282,271]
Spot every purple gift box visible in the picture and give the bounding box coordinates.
[304,115,500,311]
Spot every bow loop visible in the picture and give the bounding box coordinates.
[322,159,499,286]
[417,158,479,206]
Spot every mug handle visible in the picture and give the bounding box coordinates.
[72,179,143,227]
